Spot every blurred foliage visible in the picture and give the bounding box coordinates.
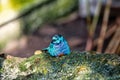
[0,0,78,50]
[20,0,78,33]
[0,51,120,80]
[9,0,49,11]
[0,6,1,12]
[1,0,78,34]
[9,0,34,10]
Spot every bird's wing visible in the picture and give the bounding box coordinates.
[61,41,70,54]
[48,43,57,56]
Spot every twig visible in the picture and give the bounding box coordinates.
[116,43,120,54]
[93,23,117,46]
[85,0,92,51]
[105,24,117,38]
[97,0,112,52]
[86,0,91,27]
[93,17,120,47]
[105,26,120,54]
[85,0,102,51]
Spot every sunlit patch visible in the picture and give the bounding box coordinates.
[34,50,43,55]
[0,0,21,50]
[1,0,11,11]
[6,55,13,59]
[24,62,31,69]
[0,20,21,49]
[9,0,34,10]
[75,65,94,80]
[41,67,48,75]
[76,65,92,74]
[0,0,18,24]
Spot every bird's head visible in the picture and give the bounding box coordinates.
[52,34,64,44]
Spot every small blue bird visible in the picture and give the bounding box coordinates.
[43,34,70,57]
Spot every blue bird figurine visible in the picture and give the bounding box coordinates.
[43,34,70,57]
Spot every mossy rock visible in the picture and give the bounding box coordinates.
[0,51,120,80]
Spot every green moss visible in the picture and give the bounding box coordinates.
[19,53,52,73]
[19,63,27,72]
[0,51,120,80]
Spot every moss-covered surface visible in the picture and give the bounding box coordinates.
[0,51,120,80]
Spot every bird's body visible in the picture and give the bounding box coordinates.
[43,34,70,57]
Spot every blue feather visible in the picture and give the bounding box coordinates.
[43,34,70,57]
